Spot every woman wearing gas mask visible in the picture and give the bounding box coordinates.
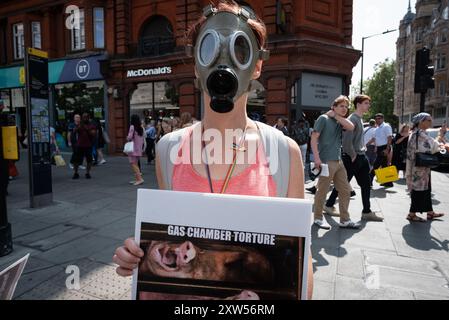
[114,0,312,299]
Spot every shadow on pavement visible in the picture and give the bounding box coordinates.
[311,218,366,272]
[402,222,449,252]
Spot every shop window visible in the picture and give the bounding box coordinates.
[93,7,105,48]
[130,82,179,121]
[139,16,174,57]
[13,23,24,59]
[54,81,105,152]
[71,8,85,51]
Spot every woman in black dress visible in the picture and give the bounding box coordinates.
[392,124,410,178]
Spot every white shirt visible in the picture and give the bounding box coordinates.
[363,126,376,146]
[374,122,392,146]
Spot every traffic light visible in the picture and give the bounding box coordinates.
[414,47,435,93]
[424,63,435,90]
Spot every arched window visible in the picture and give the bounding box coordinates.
[139,16,175,57]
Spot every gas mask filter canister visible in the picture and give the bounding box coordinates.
[187,5,270,114]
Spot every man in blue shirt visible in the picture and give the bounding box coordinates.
[145,120,156,164]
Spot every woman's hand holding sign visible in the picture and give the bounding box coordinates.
[113,238,144,276]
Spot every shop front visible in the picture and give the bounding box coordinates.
[0,54,108,152]
[106,57,195,153]
[290,72,345,126]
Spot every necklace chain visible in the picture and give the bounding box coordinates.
[202,126,248,194]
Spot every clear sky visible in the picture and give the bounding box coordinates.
[351,0,417,89]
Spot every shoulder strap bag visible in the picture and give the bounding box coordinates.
[415,130,440,168]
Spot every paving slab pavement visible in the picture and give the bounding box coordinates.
[1,152,448,300]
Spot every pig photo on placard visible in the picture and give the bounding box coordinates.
[135,223,305,300]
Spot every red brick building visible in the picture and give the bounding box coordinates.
[0,0,360,153]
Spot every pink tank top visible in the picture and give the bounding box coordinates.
[172,127,277,197]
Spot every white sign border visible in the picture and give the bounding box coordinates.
[131,189,312,300]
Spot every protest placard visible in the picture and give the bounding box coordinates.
[132,190,312,300]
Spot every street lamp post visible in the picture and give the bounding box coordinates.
[360,29,397,94]
[401,33,407,124]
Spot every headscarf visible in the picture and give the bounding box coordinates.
[412,112,431,126]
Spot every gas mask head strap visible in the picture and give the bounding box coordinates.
[185,5,270,61]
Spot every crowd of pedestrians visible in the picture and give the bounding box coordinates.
[273,94,449,228]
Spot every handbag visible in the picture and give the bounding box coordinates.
[123,141,134,154]
[8,161,18,177]
[53,154,66,167]
[374,165,399,184]
[414,130,440,168]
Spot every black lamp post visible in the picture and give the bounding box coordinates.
[360,29,397,94]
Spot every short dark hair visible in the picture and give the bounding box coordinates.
[375,113,384,119]
[353,94,371,108]
[369,119,376,126]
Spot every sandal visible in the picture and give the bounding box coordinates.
[407,213,425,222]
[427,212,445,220]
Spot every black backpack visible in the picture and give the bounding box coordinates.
[293,127,309,145]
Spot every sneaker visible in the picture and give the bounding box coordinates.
[350,190,356,197]
[323,206,340,217]
[314,219,331,230]
[99,159,107,165]
[339,220,361,229]
[79,165,86,170]
[362,211,384,222]
[306,186,317,194]
[72,173,80,180]
[69,164,74,169]
[129,180,136,185]
[133,180,144,186]
[85,173,91,179]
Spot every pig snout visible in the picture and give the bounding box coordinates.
[236,290,260,300]
[225,290,260,300]
[176,241,196,266]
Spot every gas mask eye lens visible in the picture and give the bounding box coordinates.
[198,30,220,67]
[230,31,253,70]
[234,35,251,65]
